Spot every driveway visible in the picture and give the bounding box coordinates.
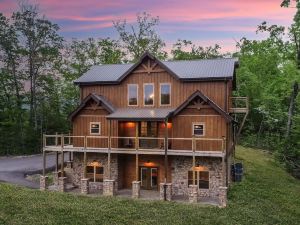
[0,153,67,189]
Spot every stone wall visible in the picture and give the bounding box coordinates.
[72,152,119,189]
[171,156,223,198]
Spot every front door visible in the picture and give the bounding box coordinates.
[140,167,158,190]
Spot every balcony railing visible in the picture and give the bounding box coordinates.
[43,134,226,156]
[229,97,249,113]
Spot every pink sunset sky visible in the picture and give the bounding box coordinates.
[0,0,296,53]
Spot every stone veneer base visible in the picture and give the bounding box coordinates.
[159,183,172,201]
[132,181,141,199]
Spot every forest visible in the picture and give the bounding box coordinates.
[0,1,299,178]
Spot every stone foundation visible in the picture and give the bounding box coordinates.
[188,185,198,203]
[103,180,115,196]
[40,175,48,191]
[58,177,67,192]
[66,161,73,169]
[160,183,172,201]
[53,171,59,186]
[89,182,103,191]
[218,186,228,208]
[132,181,141,199]
[81,178,89,194]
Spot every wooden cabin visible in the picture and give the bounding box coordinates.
[42,52,248,206]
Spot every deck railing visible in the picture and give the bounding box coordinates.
[229,97,249,113]
[44,134,226,153]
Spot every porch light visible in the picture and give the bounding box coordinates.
[194,165,208,171]
[89,160,101,167]
[162,122,172,129]
[144,160,155,167]
[125,122,135,128]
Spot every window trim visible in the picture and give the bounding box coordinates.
[159,83,171,106]
[90,122,101,135]
[192,122,205,137]
[127,84,138,106]
[143,83,155,106]
[188,170,210,190]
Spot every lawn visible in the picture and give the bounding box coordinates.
[0,146,299,225]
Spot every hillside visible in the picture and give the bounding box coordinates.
[0,146,299,225]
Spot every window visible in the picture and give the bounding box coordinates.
[90,122,101,135]
[160,83,171,105]
[128,84,138,106]
[144,83,154,106]
[86,162,104,182]
[188,170,209,189]
[192,123,205,136]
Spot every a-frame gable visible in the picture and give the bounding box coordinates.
[117,52,180,82]
[171,90,233,122]
[68,93,115,121]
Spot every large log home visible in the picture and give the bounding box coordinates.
[41,52,248,207]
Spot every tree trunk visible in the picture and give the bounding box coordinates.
[285,82,299,138]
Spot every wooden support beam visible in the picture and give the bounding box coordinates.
[108,120,112,179]
[135,122,139,181]
[61,134,64,177]
[164,119,168,183]
[55,152,59,172]
[192,135,196,186]
[83,136,87,178]
[42,150,46,176]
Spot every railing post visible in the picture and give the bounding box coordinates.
[83,136,87,179]
[135,122,139,181]
[192,135,196,186]
[61,134,64,177]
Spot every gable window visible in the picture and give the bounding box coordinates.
[90,122,101,135]
[144,83,154,106]
[128,84,138,106]
[160,83,171,105]
[192,123,205,136]
[86,161,104,182]
[188,170,209,189]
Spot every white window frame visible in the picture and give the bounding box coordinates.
[192,122,205,137]
[127,84,138,106]
[90,122,101,135]
[143,83,154,106]
[159,83,171,106]
[188,170,210,190]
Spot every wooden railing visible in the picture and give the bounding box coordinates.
[229,97,249,113]
[44,134,226,153]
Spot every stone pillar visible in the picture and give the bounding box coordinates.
[53,171,59,186]
[219,186,228,208]
[103,179,115,196]
[40,175,48,191]
[160,183,173,201]
[188,185,198,203]
[132,181,141,199]
[81,178,89,194]
[58,177,67,192]
[66,161,73,169]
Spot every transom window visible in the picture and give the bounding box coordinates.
[160,83,171,105]
[90,122,101,135]
[86,161,104,182]
[192,123,205,136]
[188,170,209,189]
[128,84,138,106]
[144,83,154,106]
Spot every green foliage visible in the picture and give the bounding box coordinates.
[0,146,299,224]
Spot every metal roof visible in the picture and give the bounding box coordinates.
[106,108,174,121]
[74,53,238,85]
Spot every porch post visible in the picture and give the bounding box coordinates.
[83,136,87,179]
[135,122,139,181]
[163,118,169,201]
[108,120,111,180]
[61,134,64,177]
[192,135,196,186]
[42,149,46,177]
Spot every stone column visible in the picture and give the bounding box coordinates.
[58,177,67,192]
[132,181,141,199]
[219,186,228,208]
[103,179,115,196]
[53,171,59,186]
[159,183,173,201]
[188,185,198,203]
[81,178,89,194]
[40,175,48,191]
[66,161,73,169]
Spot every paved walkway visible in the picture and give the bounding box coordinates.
[0,153,67,189]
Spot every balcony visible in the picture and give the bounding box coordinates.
[229,97,249,114]
[43,134,226,158]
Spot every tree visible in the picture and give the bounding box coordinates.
[171,39,223,60]
[113,12,167,61]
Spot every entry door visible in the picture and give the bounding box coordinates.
[140,167,158,190]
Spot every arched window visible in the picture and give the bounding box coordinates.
[188,166,209,189]
[86,161,104,182]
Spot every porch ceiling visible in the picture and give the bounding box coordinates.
[106,108,174,121]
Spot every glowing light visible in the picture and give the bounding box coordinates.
[194,165,208,171]
[89,160,101,167]
[144,160,155,167]
[125,122,135,128]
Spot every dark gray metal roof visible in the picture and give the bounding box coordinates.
[74,55,238,85]
[106,108,174,121]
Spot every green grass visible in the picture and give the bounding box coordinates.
[0,146,300,225]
